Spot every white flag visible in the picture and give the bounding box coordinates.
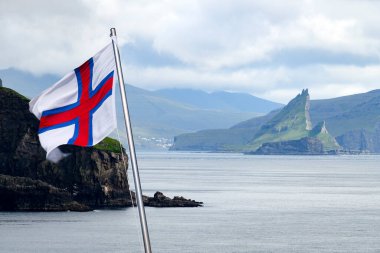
[29,43,117,162]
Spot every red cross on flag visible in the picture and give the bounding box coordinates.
[29,43,117,162]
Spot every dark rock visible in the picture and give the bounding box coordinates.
[0,174,90,211]
[0,87,203,210]
[0,87,131,211]
[252,137,328,155]
[144,191,203,207]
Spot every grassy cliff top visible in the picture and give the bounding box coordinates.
[94,137,123,153]
[1,87,122,154]
[0,87,30,101]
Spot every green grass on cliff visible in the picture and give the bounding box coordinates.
[0,87,29,101]
[94,137,123,153]
[314,132,341,151]
[243,90,310,151]
[309,122,341,151]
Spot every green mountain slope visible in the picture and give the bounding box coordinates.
[243,89,312,151]
[172,89,363,153]
[309,121,340,151]
[172,89,316,152]
[123,85,261,150]
[171,112,275,151]
[310,89,380,136]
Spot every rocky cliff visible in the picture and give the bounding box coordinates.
[252,137,327,155]
[0,87,202,210]
[0,87,131,211]
[243,90,340,154]
[336,123,380,153]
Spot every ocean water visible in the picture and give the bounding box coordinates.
[1,153,380,253]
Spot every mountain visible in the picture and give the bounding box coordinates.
[310,89,380,136]
[243,89,312,151]
[335,122,380,153]
[123,85,261,147]
[172,89,378,153]
[0,68,282,150]
[170,90,317,152]
[155,88,282,113]
[171,111,277,151]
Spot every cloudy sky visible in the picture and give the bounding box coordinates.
[1,0,380,102]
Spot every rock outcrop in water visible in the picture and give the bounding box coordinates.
[144,192,203,207]
[252,137,328,155]
[0,87,202,211]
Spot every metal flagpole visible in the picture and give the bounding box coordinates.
[110,28,152,253]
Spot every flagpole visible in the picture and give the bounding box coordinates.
[110,28,152,253]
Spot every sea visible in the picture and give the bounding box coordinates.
[1,152,380,253]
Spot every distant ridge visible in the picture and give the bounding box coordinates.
[0,68,282,150]
[171,89,339,152]
[310,89,380,136]
[155,88,283,114]
[172,88,380,153]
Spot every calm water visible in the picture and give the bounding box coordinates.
[1,153,380,253]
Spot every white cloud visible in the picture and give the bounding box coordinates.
[1,0,380,102]
[125,63,380,103]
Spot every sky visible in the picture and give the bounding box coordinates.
[1,0,380,103]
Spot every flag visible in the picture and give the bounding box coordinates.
[29,43,117,162]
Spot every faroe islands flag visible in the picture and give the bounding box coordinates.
[29,43,117,162]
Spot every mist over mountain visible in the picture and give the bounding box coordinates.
[0,68,58,97]
[0,68,282,150]
[155,88,282,113]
